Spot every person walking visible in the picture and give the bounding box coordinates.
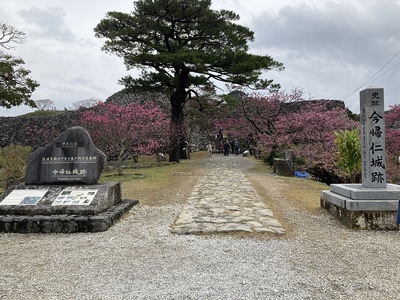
[234,138,240,155]
[223,140,231,156]
[216,129,223,142]
[230,140,235,154]
[206,141,213,157]
[218,140,223,154]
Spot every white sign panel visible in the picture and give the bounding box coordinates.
[52,188,98,206]
[0,189,49,205]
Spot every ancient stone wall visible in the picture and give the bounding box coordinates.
[0,110,209,153]
[0,111,79,150]
[1,99,345,153]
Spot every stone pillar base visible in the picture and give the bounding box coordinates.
[321,183,400,230]
[0,182,138,233]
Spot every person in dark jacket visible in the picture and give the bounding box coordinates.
[233,138,240,155]
[223,140,231,156]
[218,140,223,154]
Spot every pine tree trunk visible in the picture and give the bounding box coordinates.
[169,92,185,163]
[168,70,189,163]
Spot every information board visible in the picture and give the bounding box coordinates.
[52,188,99,206]
[0,189,49,206]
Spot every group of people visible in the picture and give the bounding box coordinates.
[207,129,240,157]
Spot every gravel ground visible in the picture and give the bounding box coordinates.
[1,156,400,299]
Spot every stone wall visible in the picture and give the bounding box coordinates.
[0,111,79,150]
[0,110,209,154]
[0,98,348,153]
[0,200,137,233]
[188,126,213,151]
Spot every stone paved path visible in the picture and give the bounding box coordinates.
[170,154,285,235]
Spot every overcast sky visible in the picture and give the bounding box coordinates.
[1,0,399,116]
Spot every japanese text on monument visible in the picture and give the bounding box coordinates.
[360,88,386,188]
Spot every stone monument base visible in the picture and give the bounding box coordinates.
[321,183,400,230]
[0,182,138,233]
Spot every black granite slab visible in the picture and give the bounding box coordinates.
[25,126,106,185]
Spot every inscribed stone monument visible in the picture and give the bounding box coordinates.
[360,87,386,188]
[320,87,400,230]
[25,126,106,185]
[0,126,138,233]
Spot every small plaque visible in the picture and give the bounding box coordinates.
[0,189,49,206]
[52,188,99,206]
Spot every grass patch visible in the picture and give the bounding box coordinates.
[249,158,274,174]
[249,158,328,211]
[22,110,70,117]
[282,177,328,211]
[0,152,207,203]
[100,151,207,202]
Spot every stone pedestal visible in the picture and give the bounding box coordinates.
[273,158,294,177]
[321,184,400,230]
[0,182,138,233]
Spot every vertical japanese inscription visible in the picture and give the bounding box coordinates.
[360,88,386,188]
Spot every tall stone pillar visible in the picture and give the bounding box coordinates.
[360,87,386,188]
[321,87,400,229]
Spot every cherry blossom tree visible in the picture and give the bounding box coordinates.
[274,101,357,178]
[384,104,400,183]
[216,90,358,182]
[215,89,303,155]
[80,101,169,174]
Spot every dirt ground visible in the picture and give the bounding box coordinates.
[2,153,399,299]
[130,151,330,238]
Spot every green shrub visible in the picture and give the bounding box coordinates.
[334,129,361,183]
[263,150,282,165]
[0,145,32,182]
[294,156,306,166]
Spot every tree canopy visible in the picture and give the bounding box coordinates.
[0,21,39,109]
[215,90,358,183]
[80,101,169,174]
[94,0,283,161]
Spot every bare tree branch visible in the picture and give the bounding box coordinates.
[0,22,26,50]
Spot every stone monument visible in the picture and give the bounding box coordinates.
[360,88,386,188]
[25,126,106,185]
[321,87,400,230]
[0,126,138,233]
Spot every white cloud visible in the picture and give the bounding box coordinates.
[248,0,400,113]
[0,0,132,116]
[19,6,75,41]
